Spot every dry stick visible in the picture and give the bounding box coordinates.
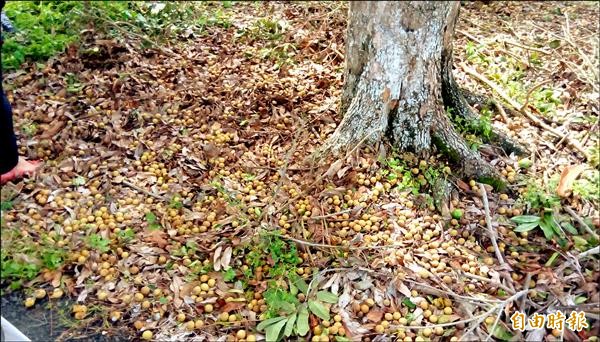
[563,13,600,86]
[464,289,530,342]
[120,180,168,202]
[460,62,591,161]
[268,231,407,251]
[577,246,600,260]
[502,40,551,55]
[352,267,500,305]
[493,100,510,123]
[519,273,532,313]
[479,183,516,295]
[288,208,353,223]
[519,80,552,112]
[531,22,599,93]
[450,271,514,295]
[564,206,600,240]
[478,184,506,266]
[457,29,484,45]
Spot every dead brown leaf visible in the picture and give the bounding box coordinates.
[557,164,587,197]
[365,308,384,322]
[144,229,169,248]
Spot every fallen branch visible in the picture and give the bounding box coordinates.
[479,184,507,266]
[460,62,591,161]
[502,40,551,55]
[520,80,552,112]
[451,271,514,295]
[470,289,531,342]
[493,99,510,123]
[577,246,600,260]
[479,183,516,295]
[564,206,600,240]
[120,180,168,202]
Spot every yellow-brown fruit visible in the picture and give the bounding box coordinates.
[185,321,195,330]
[134,320,145,330]
[34,289,47,299]
[236,330,247,339]
[141,330,153,340]
[110,311,122,322]
[50,288,64,299]
[97,291,108,301]
[24,297,35,308]
[176,313,186,322]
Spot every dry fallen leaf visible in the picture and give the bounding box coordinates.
[144,229,169,248]
[366,308,384,323]
[557,164,587,197]
[324,159,343,179]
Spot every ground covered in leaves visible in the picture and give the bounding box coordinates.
[1,2,599,341]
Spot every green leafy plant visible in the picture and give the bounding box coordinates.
[244,234,301,278]
[1,230,65,290]
[169,196,183,209]
[511,213,573,240]
[222,268,236,282]
[2,2,235,71]
[257,274,339,341]
[87,233,110,252]
[513,179,593,244]
[41,248,66,270]
[145,211,162,230]
[0,200,13,212]
[117,228,135,242]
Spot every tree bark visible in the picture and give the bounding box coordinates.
[326,1,504,182]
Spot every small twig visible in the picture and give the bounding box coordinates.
[468,289,530,342]
[519,273,532,312]
[479,184,516,295]
[119,180,168,202]
[479,184,507,266]
[267,231,406,251]
[451,271,514,295]
[492,100,510,123]
[564,206,600,240]
[577,246,600,260]
[502,40,551,55]
[457,29,484,45]
[519,80,552,112]
[288,209,353,223]
[460,62,591,161]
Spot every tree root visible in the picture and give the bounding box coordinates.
[432,109,504,188]
[441,61,528,156]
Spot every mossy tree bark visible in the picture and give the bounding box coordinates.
[326,1,512,182]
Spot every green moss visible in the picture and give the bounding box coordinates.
[477,176,507,192]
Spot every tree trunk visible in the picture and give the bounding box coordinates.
[327,1,501,181]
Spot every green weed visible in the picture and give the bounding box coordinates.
[87,233,110,253]
[257,273,339,341]
[1,229,66,290]
[145,211,162,230]
[2,1,235,71]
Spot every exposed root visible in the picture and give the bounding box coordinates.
[441,56,528,156]
[432,110,503,186]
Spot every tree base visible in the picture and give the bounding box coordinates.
[323,1,520,188]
